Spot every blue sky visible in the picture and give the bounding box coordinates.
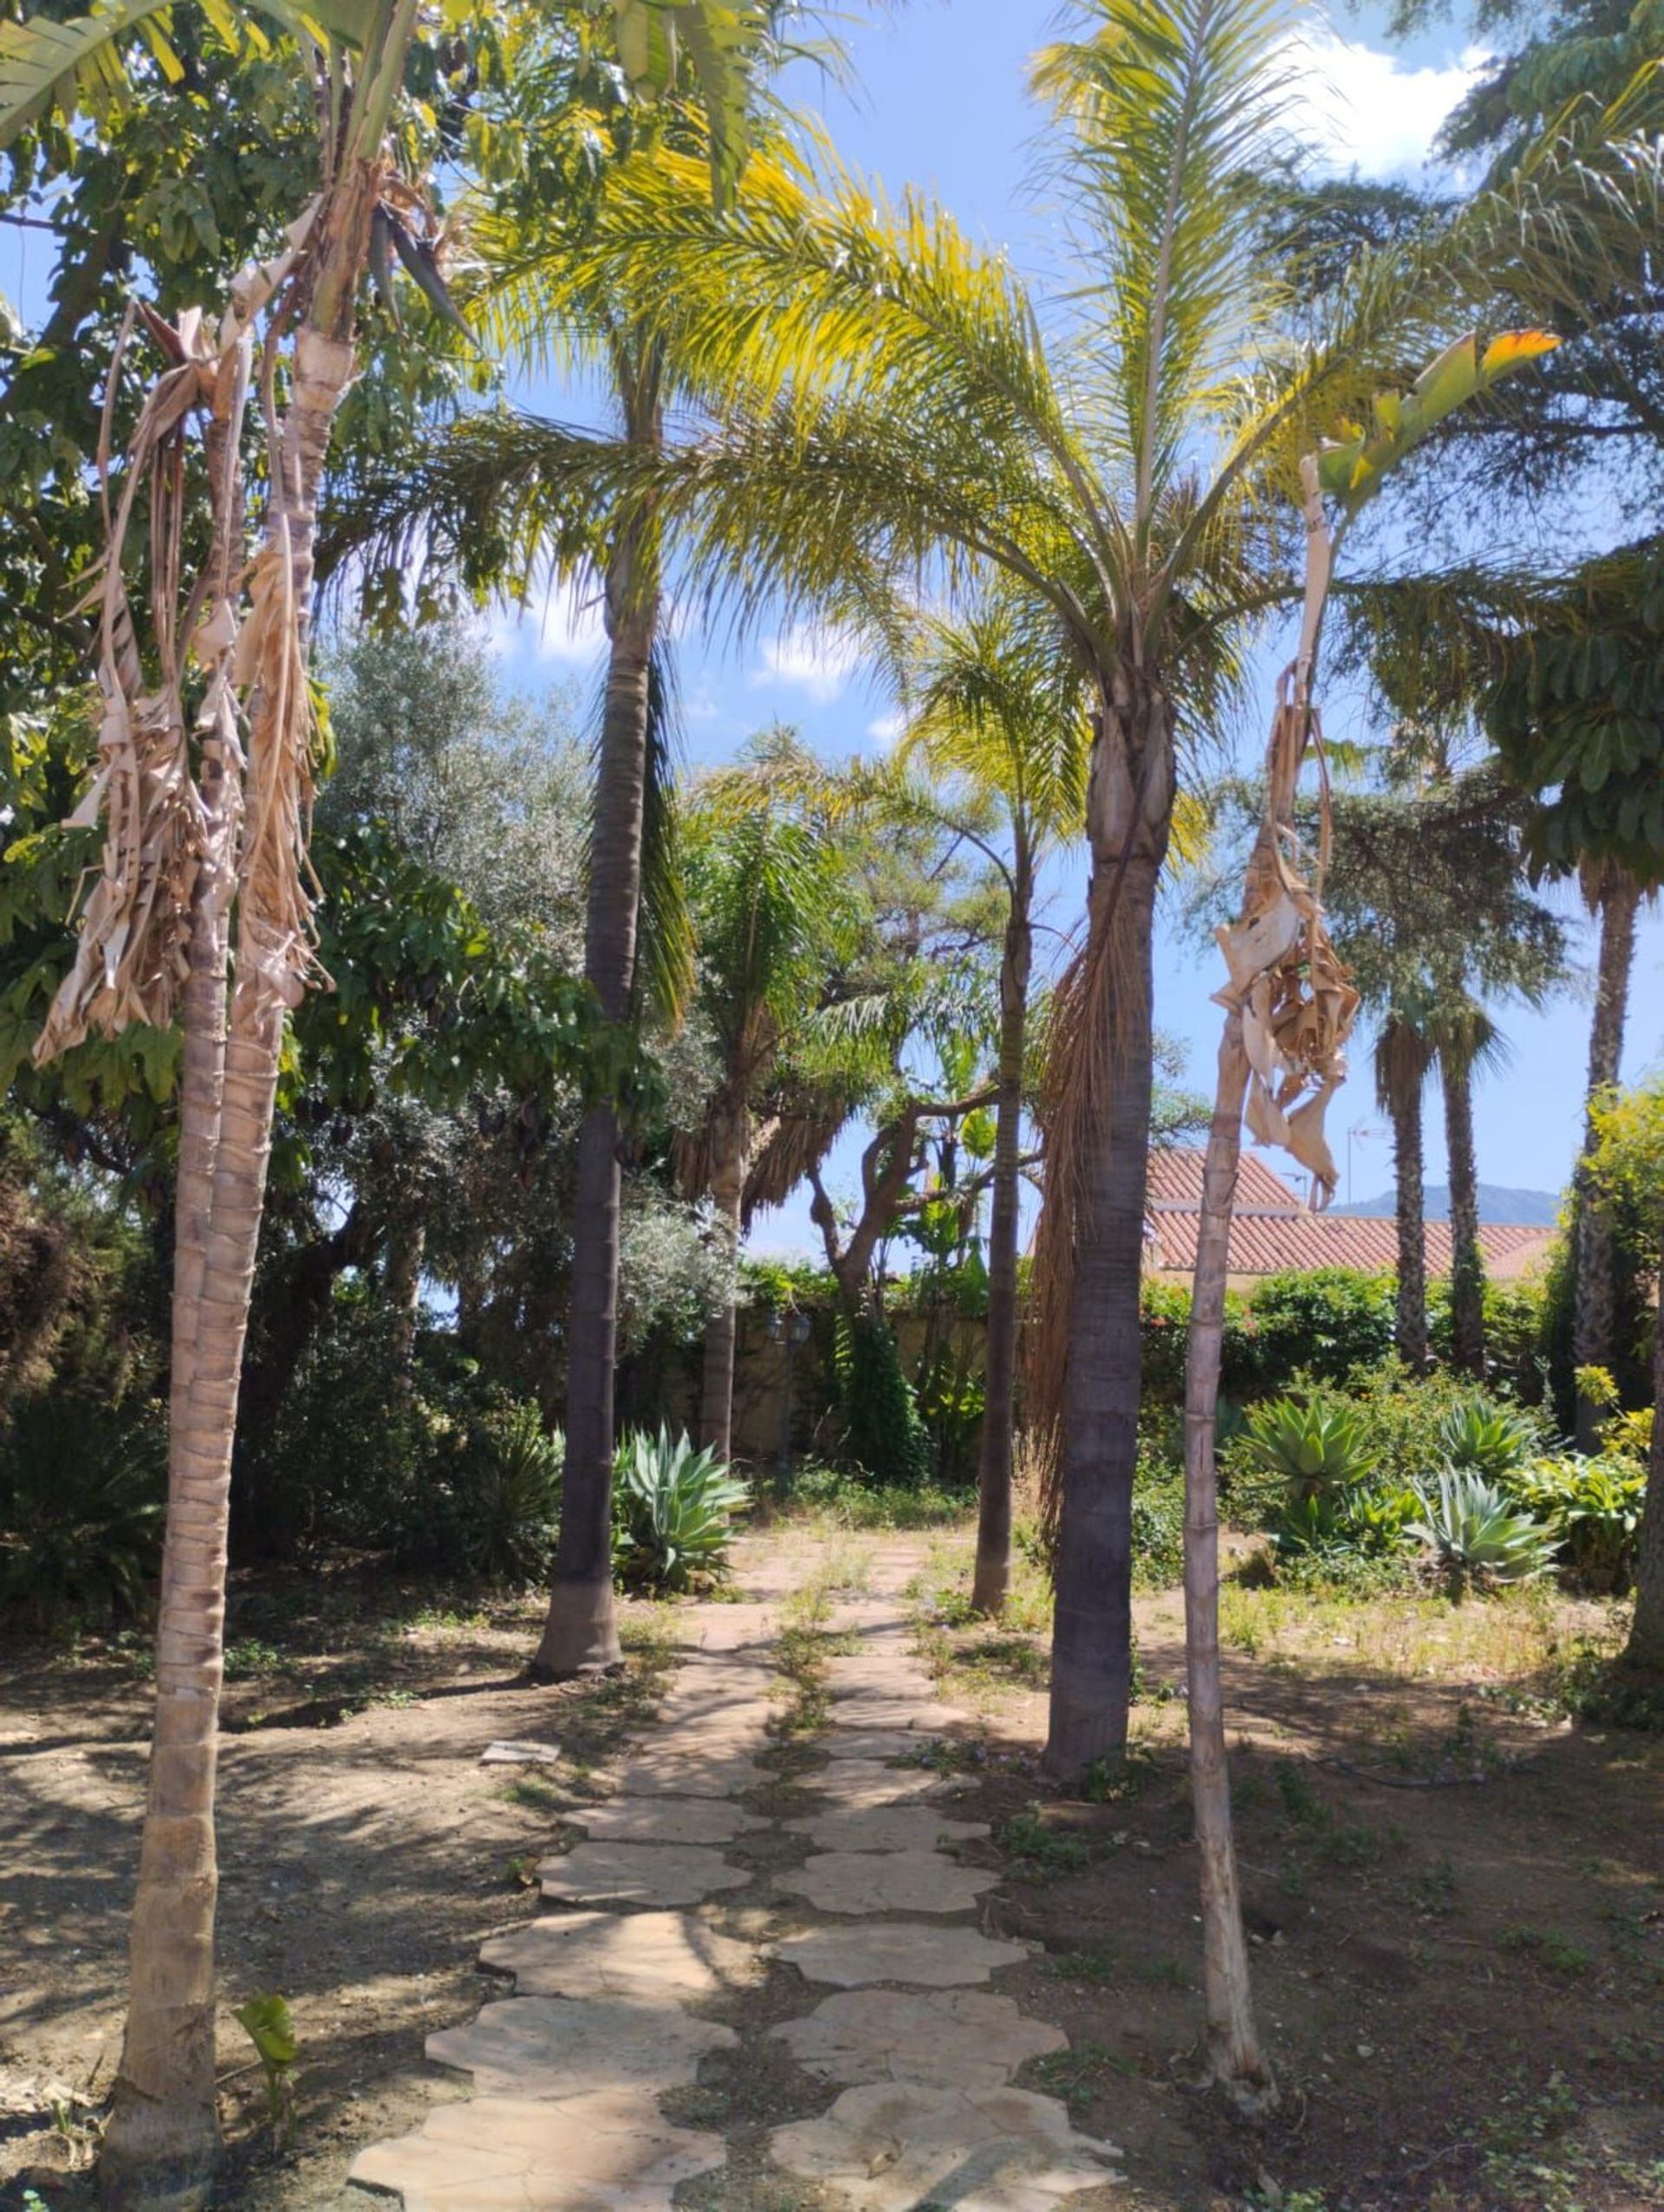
[481,0,1663,1252]
[6,2,1658,1249]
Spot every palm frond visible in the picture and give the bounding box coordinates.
[1032,0,1301,545]
[630,640,696,1029]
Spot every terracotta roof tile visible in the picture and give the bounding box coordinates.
[1145,1207,1552,1280]
[1147,1145,1300,1213]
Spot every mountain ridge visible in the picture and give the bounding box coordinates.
[1331,1183,1560,1227]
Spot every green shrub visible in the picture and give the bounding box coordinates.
[1406,1471,1559,1591]
[1437,1396,1541,1480]
[1505,1454,1644,1591]
[452,1403,564,1581]
[613,1427,750,1592]
[1131,1454,1186,1589]
[0,1391,166,1622]
[831,1311,932,1488]
[1237,1396,1378,1497]
[1336,1362,1500,1488]
[786,1462,970,1529]
[1238,1270,1398,1391]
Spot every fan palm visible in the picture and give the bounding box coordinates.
[0,3,776,2196]
[329,10,1663,1777]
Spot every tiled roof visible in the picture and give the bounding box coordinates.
[1146,1145,1301,1214]
[1144,1174,1554,1280]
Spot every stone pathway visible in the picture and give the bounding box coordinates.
[348,1541,1121,2209]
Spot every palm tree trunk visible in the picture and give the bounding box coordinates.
[971,859,1031,1617]
[534,502,659,1678]
[1389,1079,1428,1369]
[1441,1050,1485,1377]
[1044,679,1171,1782]
[1575,866,1641,1448]
[100,146,382,2209]
[98,375,247,2206]
[700,1102,745,1462]
[1182,1010,1274,2100]
[1622,1291,1664,1674]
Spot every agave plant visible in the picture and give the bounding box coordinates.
[613,1428,751,1595]
[1407,1470,1559,1592]
[1436,1396,1541,1480]
[1238,1396,1378,1500]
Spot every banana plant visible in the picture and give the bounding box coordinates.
[0,7,774,2206]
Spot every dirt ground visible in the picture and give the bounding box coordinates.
[0,1570,677,2209]
[2,1522,1661,2212]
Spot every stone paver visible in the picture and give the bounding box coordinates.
[773,1922,1030,1988]
[826,1694,966,1731]
[770,2082,1121,2209]
[350,1542,1110,2212]
[771,1988,1065,2089]
[349,2091,726,2209]
[787,1805,991,1853]
[602,1747,765,1797]
[429,1995,734,2097]
[812,1759,966,1807]
[538,1839,751,1908]
[566,1797,765,1844]
[820,1729,946,1760]
[479,1909,757,2001]
[776,1846,998,1916]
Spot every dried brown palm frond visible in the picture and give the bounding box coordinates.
[1026,875,1143,1547]
[739,1097,849,1227]
[33,202,325,1065]
[35,309,224,1060]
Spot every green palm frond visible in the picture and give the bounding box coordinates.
[630,640,697,1029]
[1032,0,1300,542]
[0,0,373,144]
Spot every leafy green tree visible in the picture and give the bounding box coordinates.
[677,755,858,1461]
[1585,1074,1664,1674]
[2,10,771,2190]
[463,6,1660,1779]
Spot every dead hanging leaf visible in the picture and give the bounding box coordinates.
[1212,675,1359,1209]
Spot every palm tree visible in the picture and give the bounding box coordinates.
[0,5,770,2193]
[326,10,1661,1773]
[895,602,1089,1614]
[1430,992,1510,1376]
[1375,1005,1438,1369]
[676,766,855,1461]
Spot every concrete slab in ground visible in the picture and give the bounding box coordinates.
[350,2089,726,2209]
[769,2081,1121,2210]
[774,1848,998,1916]
[479,1910,758,2003]
[772,1922,1031,1989]
[428,1995,735,2098]
[538,1840,751,1909]
[770,1988,1066,2090]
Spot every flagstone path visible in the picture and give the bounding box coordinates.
[348,1540,1122,2209]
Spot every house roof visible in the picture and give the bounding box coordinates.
[1143,1147,1555,1281]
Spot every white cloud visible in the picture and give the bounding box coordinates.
[751,624,863,705]
[866,711,907,745]
[486,581,607,667]
[1292,33,1489,181]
